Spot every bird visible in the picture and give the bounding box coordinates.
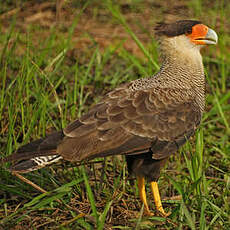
[3,20,218,217]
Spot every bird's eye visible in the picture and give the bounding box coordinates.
[186,28,193,34]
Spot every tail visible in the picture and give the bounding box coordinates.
[2,131,64,173]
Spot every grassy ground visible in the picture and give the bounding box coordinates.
[0,0,230,229]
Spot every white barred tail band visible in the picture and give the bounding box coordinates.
[10,155,63,173]
[31,155,63,167]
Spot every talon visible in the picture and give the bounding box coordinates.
[144,210,154,216]
[157,209,171,217]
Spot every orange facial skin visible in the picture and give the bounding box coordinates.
[186,24,209,45]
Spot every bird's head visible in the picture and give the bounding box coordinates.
[155,20,218,52]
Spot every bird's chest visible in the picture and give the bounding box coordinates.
[193,84,206,113]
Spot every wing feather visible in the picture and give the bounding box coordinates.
[59,86,201,161]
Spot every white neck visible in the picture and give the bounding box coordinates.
[158,35,205,89]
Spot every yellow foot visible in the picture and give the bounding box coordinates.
[144,209,154,216]
[150,181,171,217]
[144,208,170,217]
[156,209,171,217]
[137,177,171,218]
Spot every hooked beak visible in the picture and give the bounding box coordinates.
[195,28,218,45]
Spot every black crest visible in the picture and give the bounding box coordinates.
[155,20,201,37]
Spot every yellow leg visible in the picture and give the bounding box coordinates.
[137,176,153,216]
[150,181,168,216]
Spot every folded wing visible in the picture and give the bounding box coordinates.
[58,85,201,161]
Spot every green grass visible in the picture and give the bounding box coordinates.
[0,0,230,229]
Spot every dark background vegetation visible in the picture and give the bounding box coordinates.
[0,0,229,229]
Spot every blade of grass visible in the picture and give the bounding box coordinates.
[181,201,196,230]
[98,200,113,230]
[134,204,144,230]
[106,0,159,70]
[81,165,99,226]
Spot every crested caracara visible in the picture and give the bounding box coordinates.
[3,20,218,216]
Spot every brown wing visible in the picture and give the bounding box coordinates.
[57,85,201,161]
